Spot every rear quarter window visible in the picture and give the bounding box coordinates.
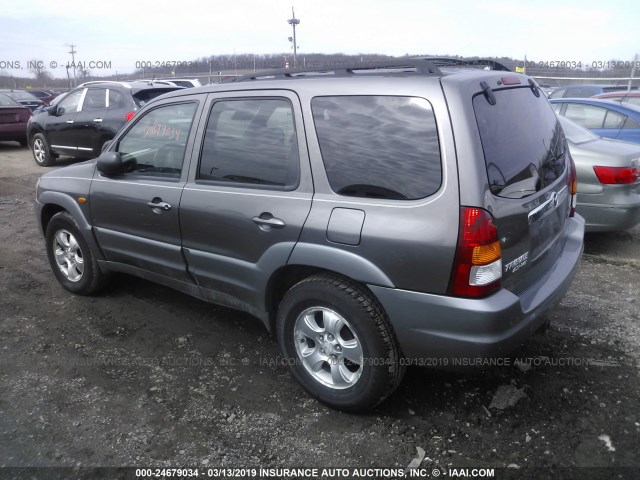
[311,95,442,200]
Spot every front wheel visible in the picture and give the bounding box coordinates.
[32,133,55,167]
[276,274,405,411]
[45,212,110,294]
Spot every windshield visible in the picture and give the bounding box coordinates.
[558,115,599,144]
[6,91,38,101]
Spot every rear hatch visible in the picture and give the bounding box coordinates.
[472,82,570,293]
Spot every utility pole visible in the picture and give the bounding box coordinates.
[287,7,300,67]
[65,43,77,87]
[628,54,638,92]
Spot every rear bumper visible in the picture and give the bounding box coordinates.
[369,214,585,363]
[0,123,28,141]
[577,186,640,232]
[578,202,640,232]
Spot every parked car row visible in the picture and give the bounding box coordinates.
[533,86,639,232]
[0,81,199,148]
[27,81,183,166]
[558,116,640,232]
[0,89,45,111]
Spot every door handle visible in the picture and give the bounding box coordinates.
[93,118,103,123]
[252,213,286,231]
[66,120,74,124]
[147,200,172,211]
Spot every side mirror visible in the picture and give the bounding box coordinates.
[97,151,124,175]
[47,105,58,115]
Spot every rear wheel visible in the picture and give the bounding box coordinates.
[45,212,109,294]
[32,133,55,167]
[276,273,405,411]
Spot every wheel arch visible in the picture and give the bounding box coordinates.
[264,245,395,332]
[28,125,45,145]
[38,192,103,260]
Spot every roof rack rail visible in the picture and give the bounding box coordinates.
[227,59,443,83]
[77,80,132,88]
[414,57,511,72]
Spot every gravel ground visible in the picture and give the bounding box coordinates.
[1,142,639,480]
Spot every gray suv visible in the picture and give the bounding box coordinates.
[35,60,585,411]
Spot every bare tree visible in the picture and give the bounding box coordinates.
[29,59,52,87]
[79,67,91,81]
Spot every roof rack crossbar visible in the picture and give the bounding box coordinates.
[227,59,443,83]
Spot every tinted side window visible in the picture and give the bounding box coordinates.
[57,89,84,114]
[117,102,197,179]
[82,88,107,111]
[603,110,626,129]
[622,116,640,129]
[311,96,441,200]
[564,104,607,129]
[198,99,299,189]
[108,89,129,109]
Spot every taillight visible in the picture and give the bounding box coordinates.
[593,166,640,185]
[568,156,578,217]
[448,207,502,298]
[125,111,136,121]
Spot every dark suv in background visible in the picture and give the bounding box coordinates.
[27,81,182,166]
[35,60,585,411]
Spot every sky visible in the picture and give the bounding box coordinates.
[1,0,639,78]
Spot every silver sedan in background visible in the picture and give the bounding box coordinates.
[559,116,640,232]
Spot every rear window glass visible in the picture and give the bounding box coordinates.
[0,93,20,106]
[133,89,178,107]
[473,87,565,199]
[311,96,442,200]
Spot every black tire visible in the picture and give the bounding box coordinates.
[32,133,55,167]
[276,273,405,412]
[45,212,110,295]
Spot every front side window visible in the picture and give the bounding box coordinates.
[311,96,442,200]
[117,102,198,179]
[198,98,299,189]
[57,89,84,115]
